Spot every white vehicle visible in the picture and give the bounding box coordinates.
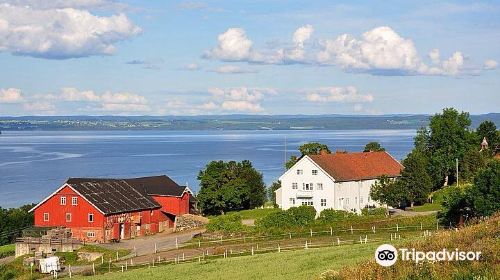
[38,256,61,274]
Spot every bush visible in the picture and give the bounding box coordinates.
[317,209,356,224]
[256,206,316,229]
[206,213,244,233]
[361,207,387,217]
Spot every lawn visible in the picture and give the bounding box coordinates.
[0,244,15,258]
[407,203,442,212]
[79,241,390,280]
[225,208,280,220]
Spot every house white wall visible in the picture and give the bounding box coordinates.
[276,156,382,214]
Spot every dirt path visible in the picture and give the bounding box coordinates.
[0,256,14,265]
[390,209,437,217]
[97,228,206,256]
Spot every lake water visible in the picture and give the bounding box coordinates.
[0,130,416,208]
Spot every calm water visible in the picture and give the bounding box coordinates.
[0,130,416,208]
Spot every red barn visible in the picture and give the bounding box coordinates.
[30,175,193,243]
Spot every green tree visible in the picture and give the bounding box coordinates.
[399,151,433,207]
[416,108,475,188]
[477,121,500,154]
[370,176,408,208]
[363,141,385,152]
[0,204,35,245]
[267,181,281,207]
[470,160,500,217]
[197,160,265,215]
[285,142,330,169]
[461,148,487,181]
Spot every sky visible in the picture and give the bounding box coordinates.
[0,0,499,116]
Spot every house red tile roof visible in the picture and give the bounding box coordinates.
[308,151,403,182]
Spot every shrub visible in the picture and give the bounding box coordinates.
[206,213,244,233]
[361,207,387,217]
[256,206,316,229]
[317,209,355,224]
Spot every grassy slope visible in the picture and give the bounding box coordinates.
[81,242,390,280]
[0,244,15,255]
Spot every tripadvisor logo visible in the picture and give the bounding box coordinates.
[375,244,482,267]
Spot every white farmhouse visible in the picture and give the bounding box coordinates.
[275,150,402,213]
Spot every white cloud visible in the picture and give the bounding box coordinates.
[306,87,373,103]
[210,65,258,74]
[0,88,24,103]
[100,91,148,104]
[429,49,440,64]
[23,101,55,113]
[205,25,480,76]
[0,3,141,59]
[183,63,200,71]
[221,100,262,112]
[99,103,150,112]
[60,87,100,102]
[484,59,498,70]
[203,28,253,61]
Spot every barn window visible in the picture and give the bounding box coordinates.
[71,197,78,206]
[87,231,95,238]
[66,213,72,222]
[43,213,49,221]
[312,170,318,175]
[60,196,66,205]
[88,213,94,223]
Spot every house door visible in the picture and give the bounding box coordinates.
[120,223,125,240]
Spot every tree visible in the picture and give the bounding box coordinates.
[285,142,330,169]
[399,150,433,207]
[363,142,385,152]
[370,176,408,208]
[469,160,500,217]
[0,204,35,245]
[461,149,487,181]
[267,181,281,207]
[439,160,500,226]
[197,160,266,215]
[416,108,475,188]
[477,121,500,154]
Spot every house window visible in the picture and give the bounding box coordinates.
[296,169,303,175]
[66,213,72,222]
[301,199,313,206]
[71,197,78,206]
[60,196,66,205]
[310,183,314,190]
[303,183,312,191]
[317,183,323,190]
[289,198,295,205]
[43,213,49,222]
[360,197,364,204]
[321,199,327,206]
[87,231,95,238]
[88,213,94,223]
[346,198,350,205]
[292,183,298,189]
[312,170,318,175]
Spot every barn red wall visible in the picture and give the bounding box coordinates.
[33,185,105,242]
[152,192,190,216]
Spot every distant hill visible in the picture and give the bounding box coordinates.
[0,113,499,131]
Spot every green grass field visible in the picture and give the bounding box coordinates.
[79,241,389,280]
[0,244,15,258]
[225,208,280,220]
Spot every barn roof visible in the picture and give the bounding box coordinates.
[67,175,187,197]
[308,151,403,182]
[67,180,161,215]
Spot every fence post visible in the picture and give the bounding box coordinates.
[155,243,157,253]
[365,235,368,244]
[396,223,399,232]
[390,233,393,241]
[289,232,292,239]
[436,221,439,230]
[131,259,133,266]
[359,236,362,244]
[152,258,155,267]
[251,246,254,256]
[176,238,178,249]
[350,225,353,234]
[420,222,423,231]
[310,229,313,237]
[330,227,333,236]
[134,246,137,257]
[125,260,128,270]
[372,226,376,233]
[278,244,281,253]
[220,236,223,245]
[101,256,104,264]
[92,263,95,275]
[337,237,340,245]
[121,266,124,273]
[305,240,308,249]
[69,265,72,278]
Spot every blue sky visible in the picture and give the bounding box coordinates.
[0,0,499,116]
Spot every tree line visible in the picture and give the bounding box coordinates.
[0,204,35,246]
